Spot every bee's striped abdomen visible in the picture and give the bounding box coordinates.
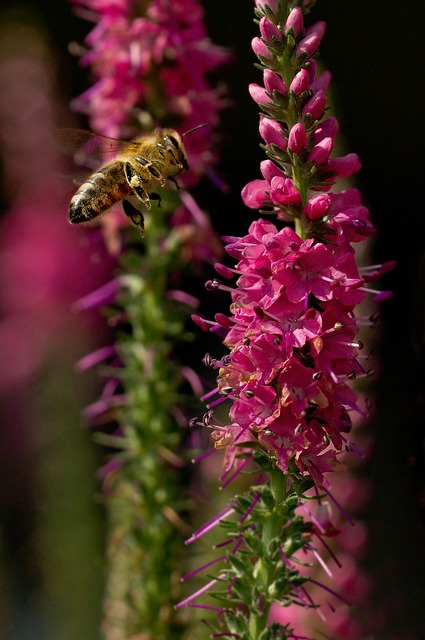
[69,162,131,224]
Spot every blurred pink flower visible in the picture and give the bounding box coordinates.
[0,32,112,390]
[72,0,230,183]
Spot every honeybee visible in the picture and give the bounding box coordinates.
[57,124,205,235]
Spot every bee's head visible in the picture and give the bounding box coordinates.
[158,124,207,173]
[158,129,188,172]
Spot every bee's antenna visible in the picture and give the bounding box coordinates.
[181,123,208,139]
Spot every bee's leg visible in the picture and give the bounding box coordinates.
[150,192,162,207]
[122,199,145,236]
[168,176,181,190]
[124,162,151,210]
[135,157,166,188]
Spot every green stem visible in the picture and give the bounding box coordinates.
[294,214,307,239]
[102,194,191,640]
[249,610,269,639]
[218,468,313,639]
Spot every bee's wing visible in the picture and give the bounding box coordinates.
[55,128,144,169]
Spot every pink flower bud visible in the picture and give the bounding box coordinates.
[259,16,282,42]
[306,59,318,83]
[255,0,279,12]
[251,36,272,59]
[305,21,327,40]
[263,69,287,95]
[308,137,334,165]
[311,69,332,94]
[314,117,339,142]
[327,153,361,177]
[289,68,310,96]
[259,117,287,149]
[249,83,271,105]
[260,159,285,182]
[302,89,326,121]
[285,7,304,36]
[241,179,269,208]
[269,176,301,206]
[297,21,326,58]
[304,194,331,220]
[288,123,308,153]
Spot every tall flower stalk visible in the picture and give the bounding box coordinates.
[187,1,393,638]
[70,1,228,639]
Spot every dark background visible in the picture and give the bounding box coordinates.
[0,1,424,638]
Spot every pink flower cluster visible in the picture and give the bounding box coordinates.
[193,4,394,486]
[200,215,383,485]
[72,0,229,179]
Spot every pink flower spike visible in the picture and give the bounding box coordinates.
[288,123,308,153]
[285,7,304,36]
[289,69,310,96]
[308,136,334,166]
[327,153,362,177]
[263,69,287,96]
[259,117,287,148]
[269,176,301,206]
[304,194,331,220]
[314,116,339,142]
[251,36,272,60]
[296,21,327,58]
[259,16,282,42]
[302,89,327,121]
[241,179,270,209]
[249,82,271,106]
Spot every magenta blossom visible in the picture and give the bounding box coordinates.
[196,214,377,483]
[194,3,393,489]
